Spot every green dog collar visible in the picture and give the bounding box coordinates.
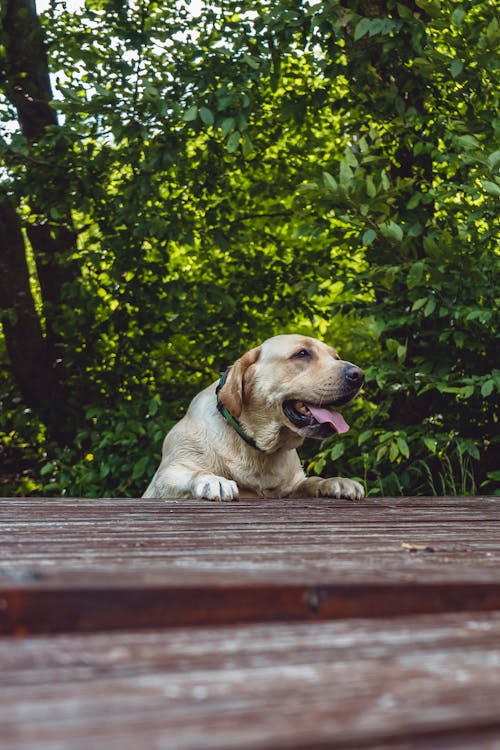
[216,370,264,452]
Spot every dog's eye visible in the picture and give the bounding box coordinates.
[292,348,312,360]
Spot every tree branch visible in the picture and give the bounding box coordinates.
[1,0,57,139]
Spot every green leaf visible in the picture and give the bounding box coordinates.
[481,180,500,197]
[424,296,436,316]
[226,130,241,153]
[414,0,444,19]
[354,18,371,40]
[481,379,495,397]
[466,443,480,460]
[408,223,423,237]
[182,105,198,122]
[220,117,235,137]
[99,463,110,479]
[389,441,399,462]
[397,437,409,458]
[397,4,416,21]
[345,149,359,168]
[422,437,437,454]
[311,456,326,475]
[423,235,439,256]
[380,220,403,243]
[323,171,338,191]
[380,170,391,190]
[407,261,425,289]
[451,60,463,78]
[132,456,150,480]
[486,17,499,44]
[307,282,318,299]
[412,297,427,311]
[241,133,254,157]
[297,181,319,194]
[40,462,55,476]
[358,430,373,446]
[242,52,259,69]
[339,161,353,189]
[487,151,500,170]
[330,442,345,461]
[199,106,214,125]
[366,175,377,198]
[148,396,160,416]
[456,134,480,150]
[397,343,407,363]
[406,193,421,209]
[451,8,465,27]
[362,228,376,245]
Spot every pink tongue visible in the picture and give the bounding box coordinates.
[306,405,350,434]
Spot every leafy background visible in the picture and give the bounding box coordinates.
[0,0,498,498]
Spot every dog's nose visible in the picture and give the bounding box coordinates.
[344,365,364,385]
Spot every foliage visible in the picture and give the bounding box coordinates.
[0,0,498,498]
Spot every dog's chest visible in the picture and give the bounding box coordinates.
[227,453,298,497]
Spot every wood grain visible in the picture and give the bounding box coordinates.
[2,497,500,749]
[1,497,500,634]
[2,613,500,749]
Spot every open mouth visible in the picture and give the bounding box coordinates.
[283,400,351,434]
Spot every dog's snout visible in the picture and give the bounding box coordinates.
[344,365,364,386]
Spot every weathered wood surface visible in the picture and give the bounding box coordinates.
[2,613,500,749]
[2,496,500,750]
[1,497,500,634]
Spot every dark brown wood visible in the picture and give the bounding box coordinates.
[2,613,500,749]
[3,579,500,636]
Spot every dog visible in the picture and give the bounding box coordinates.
[142,334,365,501]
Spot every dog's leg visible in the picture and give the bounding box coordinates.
[190,470,239,502]
[143,464,239,502]
[142,469,159,498]
[289,476,365,501]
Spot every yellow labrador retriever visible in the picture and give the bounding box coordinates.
[143,334,365,501]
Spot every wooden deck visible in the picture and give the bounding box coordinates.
[1,496,500,749]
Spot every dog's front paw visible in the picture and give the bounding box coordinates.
[318,477,365,501]
[192,474,239,502]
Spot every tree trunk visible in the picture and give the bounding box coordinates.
[1,0,57,137]
[0,197,60,415]
[1,0,81,442]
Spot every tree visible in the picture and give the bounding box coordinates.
[1,0,81,441]
[300,0,500,494]
[0,0,498,497]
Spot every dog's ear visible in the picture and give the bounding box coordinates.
[219,345,261,418]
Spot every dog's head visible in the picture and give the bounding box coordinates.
[217,334,364,451]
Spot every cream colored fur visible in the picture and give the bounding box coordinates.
[142,334,364,501]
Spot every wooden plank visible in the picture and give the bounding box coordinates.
[2,498,500,586]
[3,578,500,635]
[1,497,500,634]
[2,613,500,749]
[1,496,498,522]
